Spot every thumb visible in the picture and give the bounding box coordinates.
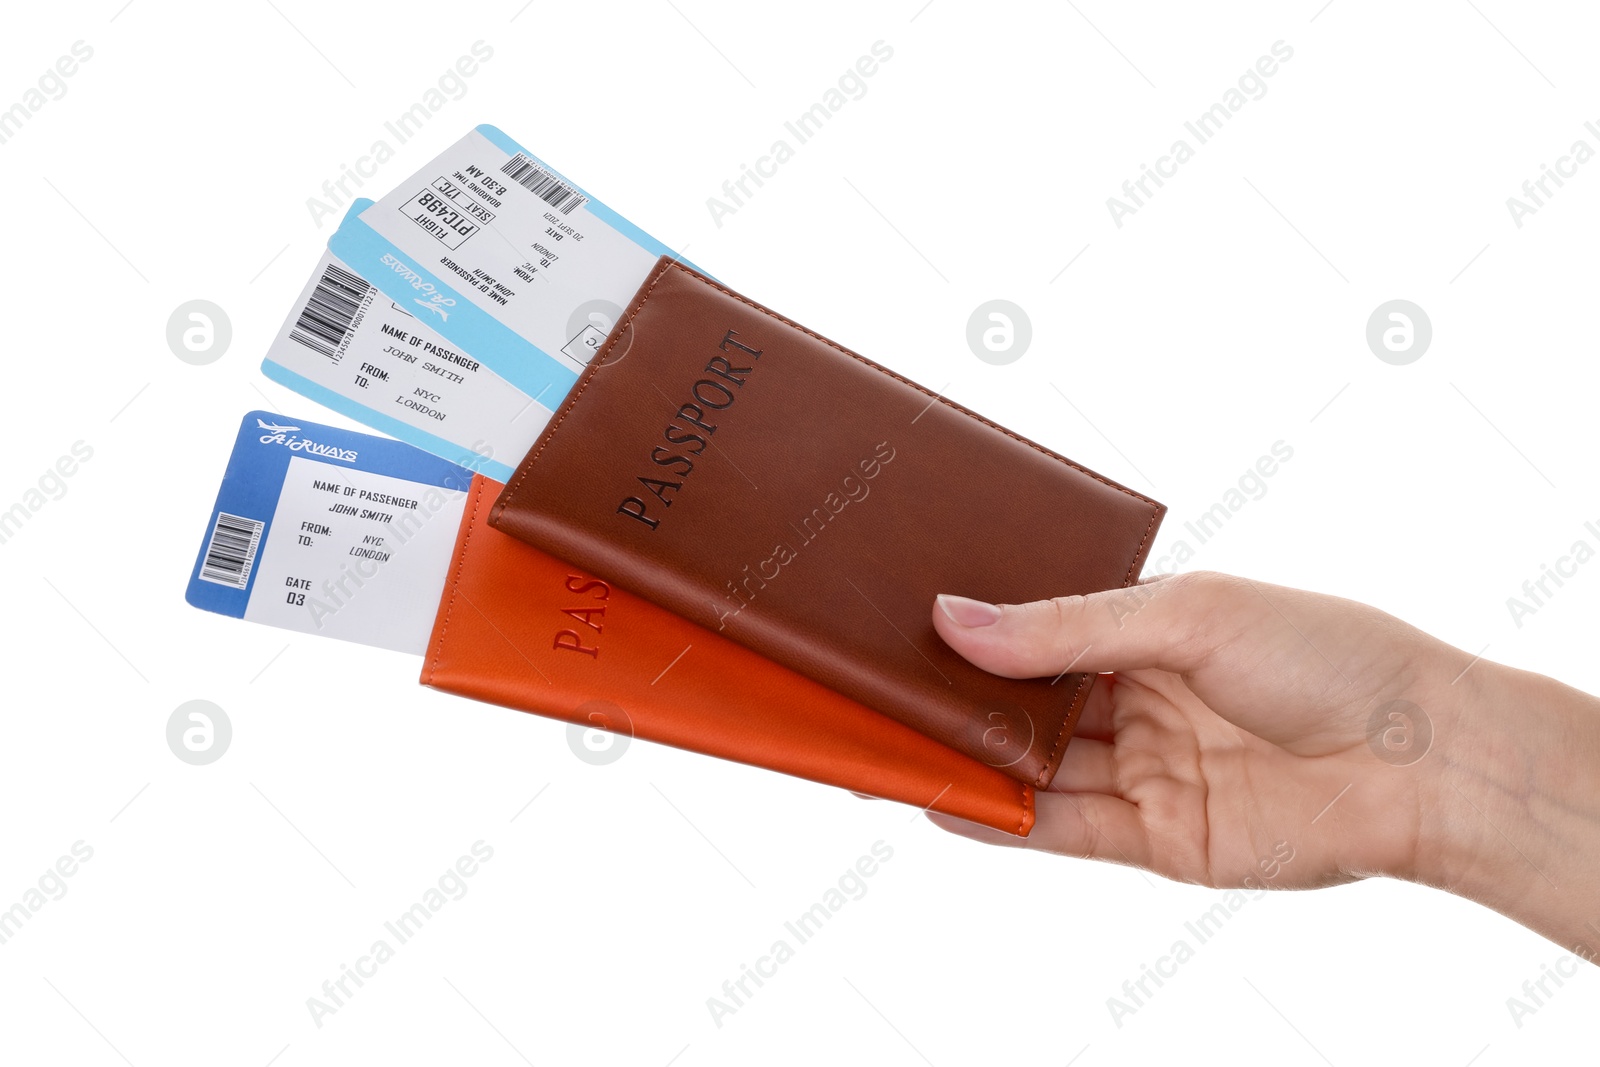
[931,572,1250,679]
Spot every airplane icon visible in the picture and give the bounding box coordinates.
[257,419,301,434]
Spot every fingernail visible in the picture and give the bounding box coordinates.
[936,594,1003,627]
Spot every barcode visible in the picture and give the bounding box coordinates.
[198,512,265,590]
[290,262,374,360]
[500,153,588,214]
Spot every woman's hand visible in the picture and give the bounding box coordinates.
[930,572,1600,956]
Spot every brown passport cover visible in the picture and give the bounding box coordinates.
[490,257,1165,789]
[424,475,1035,835]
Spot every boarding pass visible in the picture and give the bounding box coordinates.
[328,124,690,408]
[262,221,546,482]
[185,411,477,654]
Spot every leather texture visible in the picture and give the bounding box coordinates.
[423,475,1037,835]
[490,257,1166,788]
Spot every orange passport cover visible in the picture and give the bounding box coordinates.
[421,475,1035,835]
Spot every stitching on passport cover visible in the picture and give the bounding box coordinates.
[1040,672,1094,789]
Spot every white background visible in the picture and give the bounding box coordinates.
[2,1,1596,1063]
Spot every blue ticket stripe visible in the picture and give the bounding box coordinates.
[327,204,581,405]
[185,411,473,619]
[259,361,517,482]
